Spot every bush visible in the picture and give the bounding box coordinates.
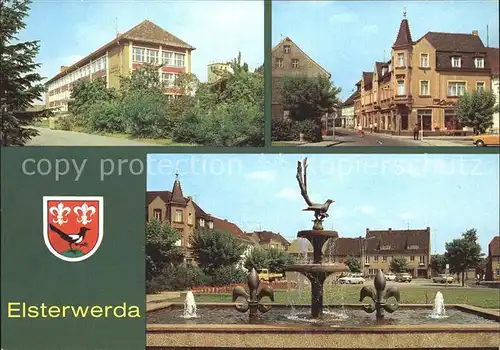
[55,116,73,131]
[271,118,299,141]
[172,112,202,144]
[296,119,322,142]
[87,101,124,133]
[210,265,247,286]
[147,264,210,293]
[121,91,170,138]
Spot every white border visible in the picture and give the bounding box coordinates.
[43,196,104,263]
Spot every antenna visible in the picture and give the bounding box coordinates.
[407,222,410,230]
[114,17,118,36]
[383,49,386,62]
[487,25,489,47]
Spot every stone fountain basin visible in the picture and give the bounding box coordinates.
[297,230,339,238]
[146,303,500,349]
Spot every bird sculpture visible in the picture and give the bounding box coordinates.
[296,158,334,230]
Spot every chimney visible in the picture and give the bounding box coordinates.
[388,228,392,232]
[426,227,430,232]
[366,228,370,234]
[472,30,479,36]
[60,66,69,72]
[187,196,192,201]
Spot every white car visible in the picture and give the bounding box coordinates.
[339,273,365,284]
[384,272,396,281]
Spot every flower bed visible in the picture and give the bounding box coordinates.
[190,281,297,294]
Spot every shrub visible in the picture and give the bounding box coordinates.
[55,116,73,131]
[172,112,202,144]
[121,91,170,138]
[209,265,247,286]
[296,119,322,142]
[87,101,124,133]
[271,118,299,141]
[146,264,210,293]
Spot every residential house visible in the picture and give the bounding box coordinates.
[486,236,500,281]
[45,20,195,112]
[340,87,361,128]
[287,238,314,262]
[146,175,256,265]
[207,62,233,83]
[486,47,499,129]
[355,12,492,133]
[249,230,291,251]
[271,37,332,127]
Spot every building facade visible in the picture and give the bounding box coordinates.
[355,13,492,133]
[340,88,360,128]
[271,37,331,120]
[486,236,500,281]
[146,176,255,265]
[249,231,291,251]
[486,47,499,129]
[207,62,233,83]
[45,20,195,112]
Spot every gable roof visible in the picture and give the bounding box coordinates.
[489,236,500,257]
[486,47,500,77]
[366,228,430,254]
[393,18,413,48]
[210,216,256,245]
[325,237,363,257]
[252,230,290,246]
[421,32,486,53]
[46,20,195,84]
[342,89,360,107]
[272,36,331,78]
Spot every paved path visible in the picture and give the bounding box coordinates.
[27,127,157,146]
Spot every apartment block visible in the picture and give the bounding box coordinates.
[486,47,499,129]
[45,20,195,112]
[354,13,492,133]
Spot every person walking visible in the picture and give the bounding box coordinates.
[369,123,373,133]
[413,123,420,140]
[374,121,378,133]
[357,124,364,137]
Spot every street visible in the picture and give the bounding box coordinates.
[26,127,157,146]
[326,128,474,147]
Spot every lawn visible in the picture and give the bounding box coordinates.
[170,285,500,309]
[32,119,49,128]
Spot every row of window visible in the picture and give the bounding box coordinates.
[162,72,179,87]
[397,52,485,69]
[365,255,426,263]
[275,58,299,69]
[49,89,71,102]
[48,56,107,91]
[394,80,485,97]
[152,209,214,229]
[132,47,185,67]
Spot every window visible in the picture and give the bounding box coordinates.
[365,255,370,263]
[284,45,290,54]
[397,53,405,67]
[474,57,484,68]
[397,80,405,96]
[448,82,466,96]
[496,269,500,277]
[292,59,299,68]
[420,53,429,68]
[199,219,205,227]
[476,81,485,91]
[419,256,425,263]
[162,73,177,87]
[208,221,214,229]
[144,49,158,64]
[417,109,433,130]
[175,53,185,67]
[162,52,174,65]
[368,269,375,275]
[275,58,283,68]
[451,56,461,68]
[444,109,461,130]
[374,256,379,262]
[410,256,415,262]
[420,80,430,95]
[188,212,193,225]
[153,209,162,221]
[132,47,145,62]
[174,210,183,223]
[382,256,387,262]
[381,67,387,76]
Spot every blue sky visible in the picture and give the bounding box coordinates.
[19,0,263,87]
[273,1,500,100]
[147,154,499,255]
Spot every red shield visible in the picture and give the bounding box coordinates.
[43,196,103,262]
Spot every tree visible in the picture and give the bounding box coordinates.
[456,89,499,134]
[190,228,246,272]
[279,75,341,122]
[119,62,164,96]
[390,256,409,273]
[445,228,484,286]
[244,247,269,272]
[430,254,448,275]
[1,0,51,146]
[266,248,295,274]
[346,255,362,273]
[146,220,184,281]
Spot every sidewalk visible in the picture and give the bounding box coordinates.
[366,131,470,146]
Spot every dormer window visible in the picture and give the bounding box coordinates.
[284,45,290,54]
[382,67,387,76]
[451,56,461,68]
[474,57,484,68]
[208,221,214,229]
[199,218,205,227]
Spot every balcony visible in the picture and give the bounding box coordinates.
[394,95,413,105]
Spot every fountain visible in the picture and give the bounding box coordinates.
[181,291,198,318]
[232,268,274,321]
[359,270,400,319]
[284,158,350,318]
[430,291,447,319]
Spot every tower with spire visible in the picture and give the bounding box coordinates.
[391,8,413,108]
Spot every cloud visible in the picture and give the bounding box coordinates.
[245,171,276,181]
[276,188,299,200]
[361,24,379,36]
[329,12,359,25]
[356,205,376,215]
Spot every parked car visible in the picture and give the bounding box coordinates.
[395,273,412,283]
[432,274,454,284]
[384,272,396,281]
[339,273,365,284]
[472,129,500,147]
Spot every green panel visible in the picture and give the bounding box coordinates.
[265,0,272,146]
[1,148,146,350]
